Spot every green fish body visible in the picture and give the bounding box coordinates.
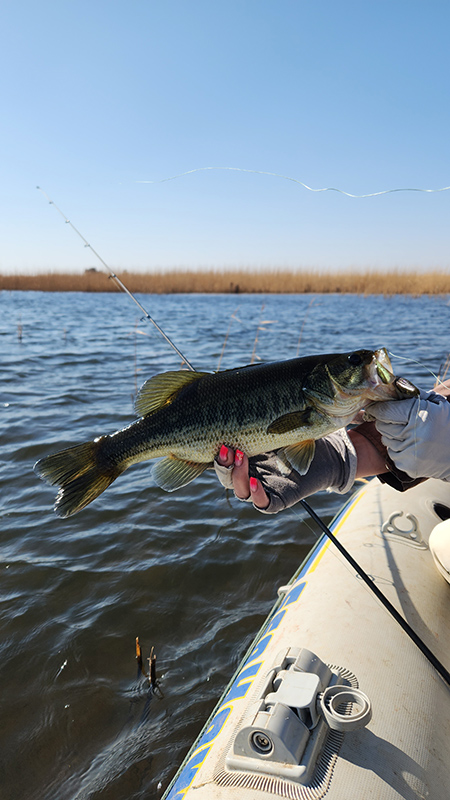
[34,348,416,517]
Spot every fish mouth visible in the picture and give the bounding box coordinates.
[374,347,395,384]
[368,348,418,400]
[367,347,419,400]
[365,348,399,399]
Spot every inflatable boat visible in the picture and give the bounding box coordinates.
[162,477,450,800]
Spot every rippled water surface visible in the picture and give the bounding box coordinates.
[2,291,449,799]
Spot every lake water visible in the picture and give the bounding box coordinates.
[2,290,449,800]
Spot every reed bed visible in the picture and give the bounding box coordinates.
[1,269,450,295]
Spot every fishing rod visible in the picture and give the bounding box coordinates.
[300,498,450,687]
[38,186,450,686]
[36,186,196,372]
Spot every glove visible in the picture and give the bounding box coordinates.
[214,429,357,514]
[368,389,450,482]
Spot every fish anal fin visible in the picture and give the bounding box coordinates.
[283,439,316,475]
[135,370,209,417]
[267,408,312,435]
[152,456,209,492]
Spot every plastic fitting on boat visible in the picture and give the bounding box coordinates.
[319,685,372,731]
[226,646,372,784]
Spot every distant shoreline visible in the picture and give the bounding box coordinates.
[1,269,449,295]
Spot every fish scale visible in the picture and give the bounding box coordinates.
[34,349,417,517]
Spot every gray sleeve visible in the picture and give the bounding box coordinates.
[250,429,357,514]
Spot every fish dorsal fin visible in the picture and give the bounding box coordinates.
[152,456,209,491]
[135,370,208,417]
[283,440,316,475]
[267,408,312,435]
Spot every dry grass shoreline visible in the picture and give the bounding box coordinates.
[1,269,449,294]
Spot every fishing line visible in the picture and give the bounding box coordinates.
[136,166,450,198]
[37,184,450,685]
[388,350,446,388]
[36,186,196,372]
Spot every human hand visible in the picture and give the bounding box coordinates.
[368,389,450,482]
[214,431,357,514]
[214,446,270,509]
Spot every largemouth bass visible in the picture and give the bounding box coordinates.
[34,348,416,517]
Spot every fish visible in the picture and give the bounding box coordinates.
[34,348,417,517]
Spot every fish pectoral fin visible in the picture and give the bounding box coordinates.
[152,456,210,492]
[267,408,311,435]
[135,370,209,417]
[283,440,316,475]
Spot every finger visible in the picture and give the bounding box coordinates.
[249,476,270,510]
[434,379,450,397]
[233,450,251,500]
[217,444,235,467]
[374,420,412,442]
[367,398,416,424]
[377,430,408,452]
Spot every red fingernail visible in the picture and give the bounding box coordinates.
[235,450,244,466]
[249,477,258,492]
[219,445,229,461]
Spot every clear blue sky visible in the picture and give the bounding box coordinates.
[1,1,449,273]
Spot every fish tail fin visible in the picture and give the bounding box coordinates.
[34,437,124,517]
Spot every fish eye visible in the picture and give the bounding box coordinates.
[348,352,363,366]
